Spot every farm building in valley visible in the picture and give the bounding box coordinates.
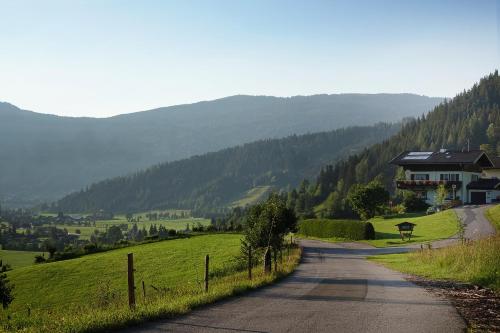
[390,149,500,205]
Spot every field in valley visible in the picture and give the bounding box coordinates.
[0,250,45,269]
[1,234,301,333]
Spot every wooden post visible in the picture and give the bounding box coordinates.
[142,280,146,300]
[273,249,277,272]
[264,247,271,274]
[127,253,136,309]
[248,247,252,280]
[204,254,209,292]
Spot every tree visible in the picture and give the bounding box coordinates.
[435,184,448,207]
[0,261,14,309]
[242,194,297,269]
[347,181,389,220]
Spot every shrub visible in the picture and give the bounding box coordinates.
[364,222,375,240]
[402,192,429,212]
[168,229,177,236]
[298,219,374,240]
[34,255,46,264]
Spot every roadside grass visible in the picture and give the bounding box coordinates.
[366,210,459,247]
[369,236,500,291]
[0,250,45,269]
[1,234,301,333]
[485,204,500,231]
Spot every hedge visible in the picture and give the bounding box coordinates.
[298,219,375,240]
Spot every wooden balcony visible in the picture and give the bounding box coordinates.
[396,180,462,190]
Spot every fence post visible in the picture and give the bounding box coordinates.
[204,254,209,292]
[142,280,146,300]
[264,247,271,274]
[248,247,252,280]
[127,253,136,309]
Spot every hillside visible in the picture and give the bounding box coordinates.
[0,94,442,207]
[54,123,400,214]
[297,71,500,218]
[1,234,300,332]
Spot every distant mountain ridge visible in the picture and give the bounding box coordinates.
[54,123,401,214]
[0,94,442,207]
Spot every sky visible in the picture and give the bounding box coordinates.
[0,0,499,117]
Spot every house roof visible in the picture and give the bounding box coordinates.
[484,157,500,169]
[466,178,500,190]
[389,150,494,167]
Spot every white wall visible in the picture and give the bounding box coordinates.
[406,170,481,203]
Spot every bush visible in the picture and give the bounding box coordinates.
[298,219,374,240]
[403,192,429,212]
[168,229,177,236]
[364,222,375,240]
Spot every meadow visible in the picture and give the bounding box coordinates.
[296,210,459,247]
[369,204,500,291]
[20,214,211,240]
[1,234,301,333]
[366,210,459,247]
[0,250,45,269]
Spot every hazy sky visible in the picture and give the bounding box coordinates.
[0,0,499,117]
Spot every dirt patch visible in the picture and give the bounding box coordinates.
[405,275,499,332]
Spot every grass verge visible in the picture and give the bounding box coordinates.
[1,234,301,333]
[369,236,500,291]
[485,204,500,231]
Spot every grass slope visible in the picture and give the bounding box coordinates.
[230,186,272,207]
[0,250,45,269]
[2,234,301,333]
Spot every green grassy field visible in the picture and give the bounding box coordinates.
[18,217,211,240]
[369,204,500,291]
[370,236,500,291]
[485,204,500,231]
[1,234,301,333]
[296,210,459,247]
[366,210,459,247]
[0,250,45,269]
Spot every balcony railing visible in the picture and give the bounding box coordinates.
[396,180,462,190]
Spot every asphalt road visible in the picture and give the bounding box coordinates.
[124,240,465,333]
[123,205,496,333]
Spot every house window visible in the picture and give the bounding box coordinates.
[440,173,459,181]
[411,174,429,180]
[471,174,480,181]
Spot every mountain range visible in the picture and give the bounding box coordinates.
[0,94,442,207]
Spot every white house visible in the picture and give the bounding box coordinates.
[389,149,500,205]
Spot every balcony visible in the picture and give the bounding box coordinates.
[396,180,462,190]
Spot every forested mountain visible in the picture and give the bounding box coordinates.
[292,71,500,218]
[0,94,441,207]
[53,123,401,214]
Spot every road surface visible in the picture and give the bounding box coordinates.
[125,240,465,333]
[123,206,496,332]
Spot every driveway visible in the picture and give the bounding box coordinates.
[454,205,496,240]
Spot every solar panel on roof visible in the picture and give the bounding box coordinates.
[403,152,432,160]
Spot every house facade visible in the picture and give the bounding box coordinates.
[390,149,500,205]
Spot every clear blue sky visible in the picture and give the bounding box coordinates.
[0,0,498,117]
